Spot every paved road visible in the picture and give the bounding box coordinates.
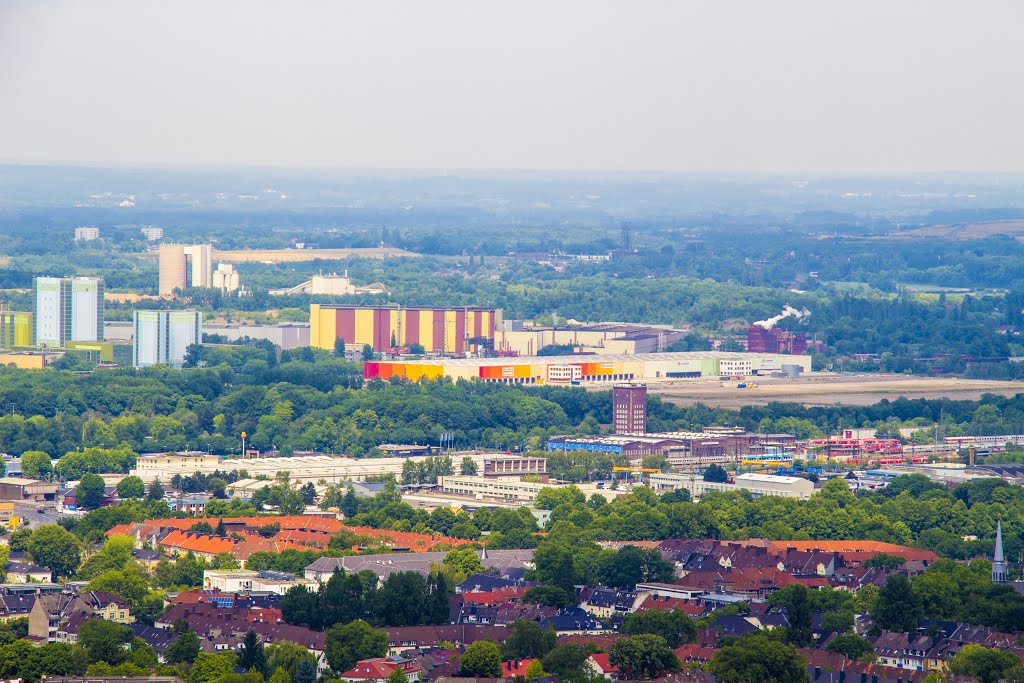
[13,501,70,528]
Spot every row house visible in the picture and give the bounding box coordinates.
[802,650,933,683]
[383,625,511,655]
[539,607,611,636]
[340,656,422,683]
[578,587,641,619]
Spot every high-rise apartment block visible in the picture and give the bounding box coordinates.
[140,227,164,241]
[612,383,647,435]
[159,244,213,296]
[32,277,104,348]
[0,311,32,349]
[133,310,201,368]
[74,227,100,241]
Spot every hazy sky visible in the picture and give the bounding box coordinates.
[1,0,1021,172]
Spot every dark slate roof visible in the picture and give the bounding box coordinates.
[457,574,522,593]
[711,615,759,636]
[133,548,162,561]
[131,624,179,653]
[5,560,50,575]
[540,607,609,632]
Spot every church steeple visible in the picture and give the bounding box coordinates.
[993,519,1008,583]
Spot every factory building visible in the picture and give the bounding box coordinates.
[437,476,547,503]
[133,310,202,368]
[547,429,793,467]
[310,304,500,353]
[481,455,548,479]
[131,452,535,485]
[364,351,812,384]
[105,320,311,351]
[159,244,213,296]
[212,263,240,292]
[270,272,386,296]
[203,322,310,349]
[747,326,808,355]
[0,311,32,349]
[649,472,815,500]
[495,321,686,356]
[64,340,133,366]
[33,276,104,348]
[613,384,647,434]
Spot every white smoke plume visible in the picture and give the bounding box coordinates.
[753,305,810,330]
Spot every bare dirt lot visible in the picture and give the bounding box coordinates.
[646,374,1024,408]
[212,247,418,263]
[894,220,1024,240]
[104,292,163,303]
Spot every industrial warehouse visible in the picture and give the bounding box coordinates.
[547,430,798,467]
[310,304,500,354]
[649,472,816,500]
[363,351,812,383]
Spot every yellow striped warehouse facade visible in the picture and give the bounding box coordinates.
[0,311,32,349]
[311,304,500,354]
[363,351,812,384]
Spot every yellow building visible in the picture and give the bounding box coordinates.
[0,502,18,530]
[90,599,134,624]
[0,312,32,349]
[0,352,51,369]
[64,340,133,365]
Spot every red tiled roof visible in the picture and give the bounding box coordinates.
[234,537,307,559]
[673,645,716,663]
[764,540,938,563]
[502,659,535,676]
[341,658,421,681]
[635,595,704,617]
[343,525,474,551]
[462,587,525,606]
[273,529,333,547]
[159,529,307,560]
[172,590,207,604]
[108,515,472,553]
[248,607,283,623]
[556,634,622,650]
[341,660,398,680]
[160,530,238,555]
[589,653,618,673]
[792,576,832,588]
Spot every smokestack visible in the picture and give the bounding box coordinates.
[753,305,810,330]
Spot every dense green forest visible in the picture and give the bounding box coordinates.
[7,215,1024,371]
[1,353,1023,459]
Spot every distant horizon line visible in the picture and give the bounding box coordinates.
[1,159,1022,180]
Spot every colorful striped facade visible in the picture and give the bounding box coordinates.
[363,351,813,384]
[310,305,500,353]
